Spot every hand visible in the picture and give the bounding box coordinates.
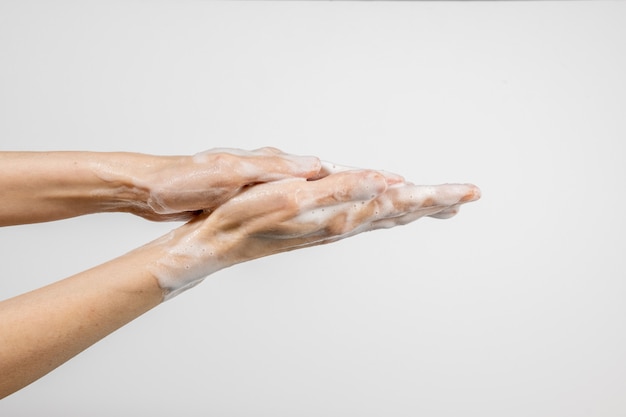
[146,168,480,299]
[124,147,321,221]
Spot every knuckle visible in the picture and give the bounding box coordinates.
[256,146,283,155]
[325,214,351,236]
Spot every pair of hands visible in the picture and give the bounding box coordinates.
[0,147,479,398]
[127,147,480,299]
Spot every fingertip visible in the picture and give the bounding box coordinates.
[299,155,323,178]
[459,184,481,203]
[279,154,322,179]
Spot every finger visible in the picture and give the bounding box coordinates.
[283,179,477,238]
[312,160,405,185]
[369,205,458,230]
[299,170,388,209]
[214,170,386,233]
[249,147,322,179]
[245,171,388,239]
[381,183,480,214]
[317,160,357,176]
[251,146,284,155]
[244,149,323,180]
[428,204,461,219]
[362,183,480,230]
[194,148,322,182]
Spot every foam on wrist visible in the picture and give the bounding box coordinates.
[148,229,228,301]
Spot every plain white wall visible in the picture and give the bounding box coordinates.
[1,1,625,416]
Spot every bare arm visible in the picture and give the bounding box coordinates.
[0,148,321,226]
[0,245,164,398]
[0,159,480,398]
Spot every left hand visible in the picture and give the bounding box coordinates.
[124,147,321,221]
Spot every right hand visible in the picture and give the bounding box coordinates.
[147,168,480,299]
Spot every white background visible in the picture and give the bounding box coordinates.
[1,1,625,416]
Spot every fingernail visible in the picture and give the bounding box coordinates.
[293,155,322,173]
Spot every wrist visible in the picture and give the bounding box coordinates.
[0,151,160,225]
[142,220,235,301]
[91,152,204,220]
[88,152,165,216]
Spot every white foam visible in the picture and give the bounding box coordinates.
[145,165,479,301]
[148,228,227,301]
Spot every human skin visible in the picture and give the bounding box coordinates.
[0,149,480,398]
[0,148,322,226]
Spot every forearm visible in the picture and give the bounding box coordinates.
[0,151,480,399]
[0,151,159,226]
[0,245,165,398]
[0,149,323,226]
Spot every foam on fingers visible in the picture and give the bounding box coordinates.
[316,160,405,184]
[394,183,481,208]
